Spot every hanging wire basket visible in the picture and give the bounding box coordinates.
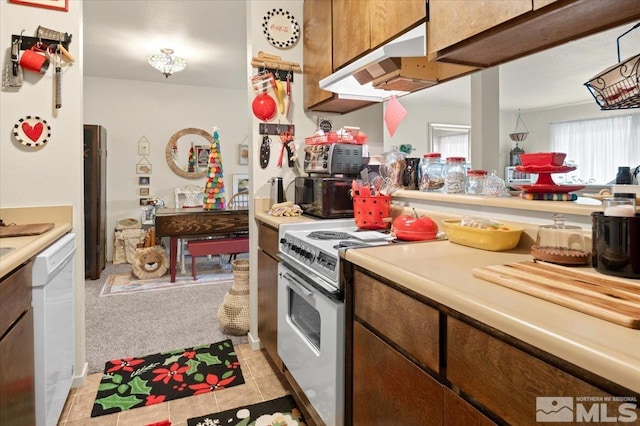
[584,23,640,111]
[509,109,529,142]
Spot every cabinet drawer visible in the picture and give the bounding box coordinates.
[447,317,616,424]
[354,270,439,371]
[258,222,279,258]
[0,262,33,335]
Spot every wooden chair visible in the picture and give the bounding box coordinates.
[174,184,204,273]
[227,189,249,210]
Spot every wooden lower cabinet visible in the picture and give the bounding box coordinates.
[353,321,443,425]
[348,267,638,426]
[443,388,496,426]
[447,317,623,425]
[257,222,282,370]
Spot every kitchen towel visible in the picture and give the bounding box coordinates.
[384,95,407,137]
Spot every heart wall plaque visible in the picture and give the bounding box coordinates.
[13,116,51,147]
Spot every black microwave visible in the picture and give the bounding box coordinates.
[294,176,354,219]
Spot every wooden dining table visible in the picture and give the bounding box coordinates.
[154,207,249,282]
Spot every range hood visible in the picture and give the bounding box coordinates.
[319,24,433,102]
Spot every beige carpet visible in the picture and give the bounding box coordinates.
[100,270,233,296]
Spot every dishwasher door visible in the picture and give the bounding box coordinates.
[32,233,76,426]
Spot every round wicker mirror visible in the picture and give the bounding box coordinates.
[165,128,213,179]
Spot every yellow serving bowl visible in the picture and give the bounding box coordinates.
[441,219,524,251]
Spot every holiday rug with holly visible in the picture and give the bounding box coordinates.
[187,395,307,426]
[91,340,244,417]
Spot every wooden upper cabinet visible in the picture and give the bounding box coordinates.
[428,0,640,68]
[428,0,532,56]
[369,0,427,49]
[332,0,370,69]
[303,0,374,113]
[303,0,334,108]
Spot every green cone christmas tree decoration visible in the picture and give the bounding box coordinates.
[202,127,226,210]
[187,142,196,173]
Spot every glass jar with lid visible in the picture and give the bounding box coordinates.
[380,146,407,188]
[444,157,466,194]
[419,153,445,191]
[465,170,487,195]
[483,169,506,196]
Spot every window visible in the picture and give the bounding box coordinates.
[429,124,471,160]
[549,114,640,184]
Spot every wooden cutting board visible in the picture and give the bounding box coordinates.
[0,223,54,238]
[472,261,640,329]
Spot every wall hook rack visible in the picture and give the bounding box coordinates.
[259,123,295,136]
[11,33,71,52]
[258,66,294,83]
[251,51,302,73]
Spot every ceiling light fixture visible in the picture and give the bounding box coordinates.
[147,48,187,78]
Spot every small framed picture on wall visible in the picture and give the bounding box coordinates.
[138,137,150,156]
[139,187,150,196]
[138,176,150,185]
[238,144,249,165]
[9,0,68,12]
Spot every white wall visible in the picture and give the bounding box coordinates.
[84,77,249,259]
[0,0,86,383]
[245,0,382,348]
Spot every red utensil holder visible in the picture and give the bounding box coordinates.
[353,195,391,230]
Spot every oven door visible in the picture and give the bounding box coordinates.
[277,262,344,426]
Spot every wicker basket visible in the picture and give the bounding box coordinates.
[217,259,250,335]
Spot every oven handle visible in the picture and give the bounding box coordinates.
[281,272,314,297]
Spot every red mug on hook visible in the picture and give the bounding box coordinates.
[20,45,50,74]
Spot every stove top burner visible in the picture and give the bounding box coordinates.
[307,231,353,240]
[334,240,369,249]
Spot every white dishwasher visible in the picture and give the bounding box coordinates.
[32,233,76,426]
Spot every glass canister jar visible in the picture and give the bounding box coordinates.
[380,146,407,188]
[465,170,487,195]
[419,153,445,191]
[483,169,506,196]
[444,157,466,194]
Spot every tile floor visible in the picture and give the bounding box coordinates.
[56,344,300,426]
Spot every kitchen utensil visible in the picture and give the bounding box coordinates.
[531,214,590,265]
[274,78,285,114]
[441,219,524,251]
[0,223,54,238]
[19,45,49,74]
[277,131,293,168]
[259,136,271,169]
[270,177,285,205]
[285,69,292,119]
[472,260,640,329]
[252,93,276,121]
[8,37,23,87]
[37,25,72,44]
[592,212,640,279]
[47,44,64,109]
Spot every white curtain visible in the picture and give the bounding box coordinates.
[433,133,469,159]
[550,114,640,184]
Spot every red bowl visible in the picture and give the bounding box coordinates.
[519,152,566,167]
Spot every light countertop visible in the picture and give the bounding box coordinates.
[342,241,640,394]
[258,196,639,393]
[0,206,73,278]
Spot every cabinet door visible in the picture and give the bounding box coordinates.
[332,0,370,69]
[353,321,443,425]
[427,0,531,55]
[257,222,282,370]
[369,0,427,48]
[0,309,35,426]
[303,0,334,108]
[443,387,496,426]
